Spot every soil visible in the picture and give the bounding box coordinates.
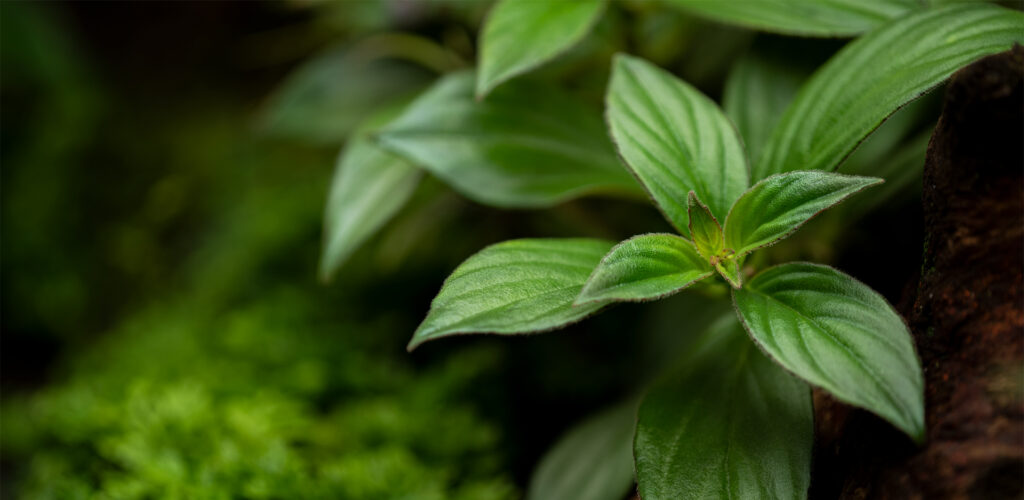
[810,47,1024,499]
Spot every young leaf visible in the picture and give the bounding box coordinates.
[663,0,916,37]
[378,71,642,208]
[733,262,925,441]
[715,257,743,290]
[636,315,813,499]
[723,46,810,163]
[320,106,422,281]
[477,0,606,98]
[756,3,1024,180]
[527,399,637,500]
[575,234,713,305]
[606,54,749,230]
[686,192,723,261]
[409,238,614,351]
[724,171,881,258]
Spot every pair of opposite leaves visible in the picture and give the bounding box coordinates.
[410,51,926,448]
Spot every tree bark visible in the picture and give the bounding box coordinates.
[811,47,1024,499]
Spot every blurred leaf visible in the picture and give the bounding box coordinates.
[477,0,606,98]
[724,171,881,257]
[526,399,637,500]
[755,3,1024,180]
[733,262,925,441]
[663,0,917,37]
[606,54,748,228]
[840,129,930,220]
[576,234,712,305]
[408,239,614,351]
[635,315,813,499]
[378,71,642,208]
[723,46,809,163]
[320,105,422,281]
[261,43,431,144]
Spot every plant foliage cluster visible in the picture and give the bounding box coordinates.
[310,0,1024,498]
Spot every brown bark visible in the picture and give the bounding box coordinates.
[811,48,1024,499]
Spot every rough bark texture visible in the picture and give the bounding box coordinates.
[811,47,1024,499]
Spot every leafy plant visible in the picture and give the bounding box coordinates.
[370,3,1024,498]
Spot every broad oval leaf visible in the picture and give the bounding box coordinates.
[409,238,614,350]
[607,54,749,230]
[636,315,813,499]
[724,171,881,258]
[576,234,712,305]
[686,192,723,261]
[733,262,925,441]
[379,71,642,208]
[527,399,637,500]
[663,0,916,37]
[756,3,1024,180]
[477,0,605,98]
[320,106,422,281]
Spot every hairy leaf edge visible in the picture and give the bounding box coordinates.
[730,261,926,442]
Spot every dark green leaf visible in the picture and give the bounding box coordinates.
[723,46,809,163]
[724,171,881,257]
[686,192,723,261]
[576,234,712,305]
[261,45,431,144]
[378,71,642,208]
[635,315,813,499]
[477,0,606,98]
[663,0,916,37]
[606,54,748,229]
[320,107,422,281]
[527,399,637,500]
[733,262,925,441]
[409,238,614,350]
[756,3,1024,179]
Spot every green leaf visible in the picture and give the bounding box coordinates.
[733,262,925,441]
[477,0,606,98]
[663,0,917,37]
[724,171,881,258]
[320,108,422,281]
[527,399,637,500]
[409,238,614,350]
[576,234,713,305]
[261,44,431,144]
[686,192,723,261]
[378,71,642,208]
[606,54,749,230]
[635,315,813,499]
[723,46,810,164]
[714,257,743,290]
[755,3,1024,180]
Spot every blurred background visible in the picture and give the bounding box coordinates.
[0,1,938,498]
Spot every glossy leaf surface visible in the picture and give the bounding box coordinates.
[686,192,723,261]
[409,238,613,350]
[724,171,881,257]
[606,54,748,229]
[636,315,813,499]
[477,0,605,98]
[320,109,422,280]
[733,263,925,441]
[379,71,641,208]
[576,234,712,305]
[756,3,1024,179]
[527,399,636,500]
[664,0,916,37]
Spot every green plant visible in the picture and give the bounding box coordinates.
[352,2,1022,498]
